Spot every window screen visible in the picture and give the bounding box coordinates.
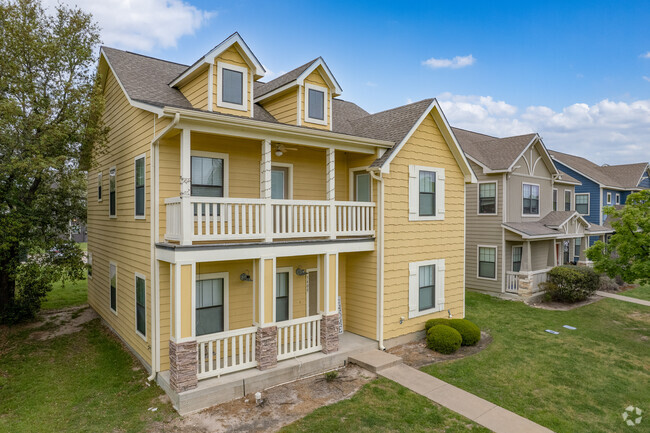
[479,247,496,278]
[222,68,243,105]
[196,278,224,336]
[308,89,324,120]
[418,265,435,311]
[419,171,436,216]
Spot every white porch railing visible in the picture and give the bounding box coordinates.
[505,268,551,294]
[276,314,322,361]
[530,268,550,292]
[196,326,257,379]
[505,272,520,293]
[164,197,375,243]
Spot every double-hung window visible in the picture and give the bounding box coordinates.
[522,183,540,215]
[606,192,612,204]
[409,165,445,221]
[196,275,226,336]
[305,84,328,125]
[478,246,497,279]
[275,270,291,322]
[552,189,558,211]
[574,238,582,258]
[97,172,102,202]
[191,156,224,197]
[616,194,620,205]
[217,62,248,111]
[575,193,589,215]
[134,155,145,218]
[478,182,497,214]
[564,190,572,211]
[109,167,116,217]
[109,262,117,313]
[135,274,146,338]
[353,170,371,202]
[408,259,445,318]
[512,246,522,272]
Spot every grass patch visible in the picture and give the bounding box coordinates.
[41,277,88,310]
[282,377,490,433]
[422,292,650,433]
[0,319,175,432]
[619,284,650,301]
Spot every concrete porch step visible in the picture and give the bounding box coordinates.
[348,350,402,373]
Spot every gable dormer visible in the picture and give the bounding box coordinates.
[170,33,265,117]
[255,58,342,130]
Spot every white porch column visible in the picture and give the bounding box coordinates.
[326,148,336,239]
[261,139,273,242]
[319,253,339,353]
[526,240,532,273]
[180,129,192,245]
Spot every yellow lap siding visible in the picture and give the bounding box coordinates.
[159,261,170,371]
[260,88,299,125]
[179,67,209,111]
[382,114,466,340]
[214,46,252,117]
[344,251,377,339]
[301,68,331,130]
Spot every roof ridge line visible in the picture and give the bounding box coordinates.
[101,46,189,68]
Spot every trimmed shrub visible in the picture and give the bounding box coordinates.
[447,319,481,346]
[598,275,620,292]
[426,325,462,354]
[424,318,449,332]
[539,265,599,303]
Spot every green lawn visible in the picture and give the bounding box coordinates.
[423,292,650,433]
[282,378,490,433]
[619,284,650,301]
[41,277,88,310]
[0,318,175,433]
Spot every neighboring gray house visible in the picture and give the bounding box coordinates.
[453,128,613,299]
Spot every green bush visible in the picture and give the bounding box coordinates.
[447,319,481,346]
[424,318,449,332]
[426,325,462,354]
[539,265,599,303]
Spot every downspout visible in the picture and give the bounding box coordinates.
[147,112,180,382]
[369,168,385,350]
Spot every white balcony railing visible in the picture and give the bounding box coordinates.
[196,326,257,379]
[164,197,375,243]
[505,272,520,293]
[276,314,322,361]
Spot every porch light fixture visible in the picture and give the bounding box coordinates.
[240,272,252,282]
[295,267,307,276]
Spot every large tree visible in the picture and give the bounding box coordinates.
[587,190,650,285]
[0,0,107,322]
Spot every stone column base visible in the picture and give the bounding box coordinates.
[321,313,339,354]
[169,339,198,393]
[256,325,277,370]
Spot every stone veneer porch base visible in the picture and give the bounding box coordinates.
[156,331,376,415]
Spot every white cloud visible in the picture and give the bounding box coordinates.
[643,76,650,82]
[640,51,650,59]
[438,93,650,165]
[42,0,214,51]
[365,81,378,87]
[422,54,475,69]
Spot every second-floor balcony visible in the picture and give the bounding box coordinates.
[165,196,374,243]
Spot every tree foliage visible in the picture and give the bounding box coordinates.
[0,0,107,323]
[586,190,650,285]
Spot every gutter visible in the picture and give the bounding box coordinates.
[369,167,385,350]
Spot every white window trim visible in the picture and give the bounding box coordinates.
[606,192,612,204]
[134,272,147,341]
[408,165,445,221]
[552,188,558,211]
[564,189,572,211]
[274,267,293,322]
[196,271,230,333]
[304,83,328,126]
[109,261,118,315]
[109,166,116,218]
[575,193,590,215]
[216,62,248,112]
[271,162,294,199]
[190,150,230,198]
[477,245,498,281]
[477,181,498,216]
[134,153,146,220]
[97,172,102,202]
[408,258,445,319]
[349,166,373,202]
[511,245,523,272]
[615,194,620,205]
[87,251,93,279]
[521,182,541,217]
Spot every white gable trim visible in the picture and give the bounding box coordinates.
[100,49,164,116]
[380,100,477,183]
[507,135,559,176]
[296,58,342,96]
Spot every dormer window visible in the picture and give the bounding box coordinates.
[217,62,248,111]
[305,83,327,125]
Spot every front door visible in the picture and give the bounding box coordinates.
[271,166,289,199]
[307,270,318,316]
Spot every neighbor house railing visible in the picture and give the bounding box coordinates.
[505,268,551,294]
[505,272,520,293]
[276,314,322,361]
[196,326,257,379]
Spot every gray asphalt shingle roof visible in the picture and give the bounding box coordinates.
[549,150,648,189]
[556,169,581,185]
[503,210,613,237]
[254,59,319,98]
[453,129,538,171]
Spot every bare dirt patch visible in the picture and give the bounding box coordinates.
[387,331,492,368]
[152,365,376,433]
[29,305,97,340]
[527,295,603,311]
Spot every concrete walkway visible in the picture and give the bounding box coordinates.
[596,291,650,306]
[350,351,553,433]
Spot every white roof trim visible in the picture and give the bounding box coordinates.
[506,135,559,175]
[253,81,296,103]
[170,33,265,87]
[634,163,650,187]
[550,155,609,187]
[295,57,342,96]
[99,49,163,116]
[380,100,477,183]
[548,212,591,230]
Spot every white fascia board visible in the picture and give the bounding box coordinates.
[99,49,164,117]
[253,81,297,103]
[501,225,561,240]
[296,58,343,96]
[465,154,509,175]
[506,135,558,176]
[550,156,608,187]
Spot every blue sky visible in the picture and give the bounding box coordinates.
[45,0,650,165]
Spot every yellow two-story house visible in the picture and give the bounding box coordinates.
[88,32,476,413]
